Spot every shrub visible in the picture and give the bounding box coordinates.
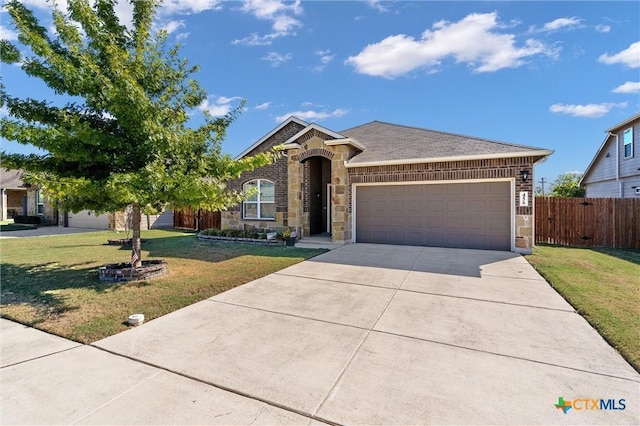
[13,215,41,225]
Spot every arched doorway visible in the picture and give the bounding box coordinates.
[308,156,331,235]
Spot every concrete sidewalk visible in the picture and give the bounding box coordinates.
[2,244,639,424]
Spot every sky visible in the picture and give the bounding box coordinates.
[1,0,639,192]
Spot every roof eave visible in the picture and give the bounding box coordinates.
[234,116,309,160]
[324,137,366,151]
[282,123,346,146]
[344,150,554,168]
[606,112,640,133]
[579,133,613,185]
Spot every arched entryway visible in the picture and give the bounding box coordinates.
[307,156,331,235]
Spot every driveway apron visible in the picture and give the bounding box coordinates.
[92,244,639,425]
[3,244,638,424]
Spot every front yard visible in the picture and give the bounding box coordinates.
[0,229,326,343]
[526,245,640,372]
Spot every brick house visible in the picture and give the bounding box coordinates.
[224,117,553,253]
[580,113,640,198]
[0,168,56,223]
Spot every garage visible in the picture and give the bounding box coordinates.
[355,181,512,250]
[67,210,110,229]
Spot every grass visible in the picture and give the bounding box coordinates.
[0,229,326,343]
[525,245,640,372]
[1,223,37,232]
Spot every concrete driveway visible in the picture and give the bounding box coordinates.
[2,244,638,424]
[0,226,104,238]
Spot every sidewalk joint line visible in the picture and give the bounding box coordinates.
[89,345,341,426]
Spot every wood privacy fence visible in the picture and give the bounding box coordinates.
[535,197,639,249]
[173,207,221,231]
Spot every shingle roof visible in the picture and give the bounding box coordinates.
[340,121,550,164]
[0,168,27,190]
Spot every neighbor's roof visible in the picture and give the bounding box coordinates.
[606,112,640,133]
[0,168,27,190]
[341,121,552,166]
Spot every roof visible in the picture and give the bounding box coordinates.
[0,168,28,190]
[340,121,552,166]
[581,113,640,185]
[235,116,308,159]
[606,112,640,133]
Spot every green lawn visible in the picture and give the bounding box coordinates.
[0,229,326,343]
[1,223,37,232]
[526,245,640,372]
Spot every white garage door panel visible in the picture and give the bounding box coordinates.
[68,210,109,229]
[356,182,511,250]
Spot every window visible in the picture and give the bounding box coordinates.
[243,179,275,219]
[36,190,44,215]
[623,127,633,158]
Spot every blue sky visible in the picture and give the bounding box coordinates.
[1,0,639,191]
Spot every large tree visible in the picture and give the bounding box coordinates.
[550,172,586,198]
[1,0,276,267]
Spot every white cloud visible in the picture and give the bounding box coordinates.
[261,51,292,67]
[612,81,640,94]
[161,0,222,15]
[365,0,390,13]
[235,0,302,46]
[0,25,18,41]
[535,17,583,32]
[198,95,242,117]
[549,102,627,118]
[275,108,347,123]
[159,20,185,35]
[595,24,610,33]
[313,49,335,72]
[598,41,640,68]
[255,102,272,110]
[346,12,558,78]
[232,32,278,46]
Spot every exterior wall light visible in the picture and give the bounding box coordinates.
[520,170,530,182]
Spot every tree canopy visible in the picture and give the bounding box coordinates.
[550,172,586,198]
[0,0,277,265]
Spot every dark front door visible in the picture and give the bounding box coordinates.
[309,157,331,235]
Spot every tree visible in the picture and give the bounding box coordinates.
[550,172,586,198]
[0,0,276,267]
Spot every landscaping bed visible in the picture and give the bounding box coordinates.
[526,245,640,372]
[0,229,325,343]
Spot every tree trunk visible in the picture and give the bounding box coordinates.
[131,203,142,268]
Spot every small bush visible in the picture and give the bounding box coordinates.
[14,215,41,225]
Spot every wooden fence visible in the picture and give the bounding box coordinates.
[173,207,221,231]
[535,197,639,249]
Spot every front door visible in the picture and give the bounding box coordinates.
[309,156,331,235]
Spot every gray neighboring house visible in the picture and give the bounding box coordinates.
[581,113,640,197]
[224,117,553,253]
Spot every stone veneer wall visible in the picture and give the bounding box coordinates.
[287,135,357,243]
[347,156,542,252]
[222,121,306,230]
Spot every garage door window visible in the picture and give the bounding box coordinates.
[243,179,275,219]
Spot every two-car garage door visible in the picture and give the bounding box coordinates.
[355,181,511,251]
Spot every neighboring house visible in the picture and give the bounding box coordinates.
[224,117,553,253]
[0,168,172,229]
[0,168,56,223]
[581,113,640,197]
[62,209,173,230]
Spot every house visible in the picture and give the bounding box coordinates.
[0,168,57,223]
[580,113,640,197]
[0,168,172,229]
[224,117,553,253]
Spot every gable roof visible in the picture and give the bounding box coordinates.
[235,116,309,159]
[580,113,640,185]
[341,121,552,166]
[0,168,28,190]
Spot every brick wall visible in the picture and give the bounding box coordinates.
[347,156,540,215]
[226,121,306,215]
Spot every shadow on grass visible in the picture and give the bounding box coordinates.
[0,261,133,324]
